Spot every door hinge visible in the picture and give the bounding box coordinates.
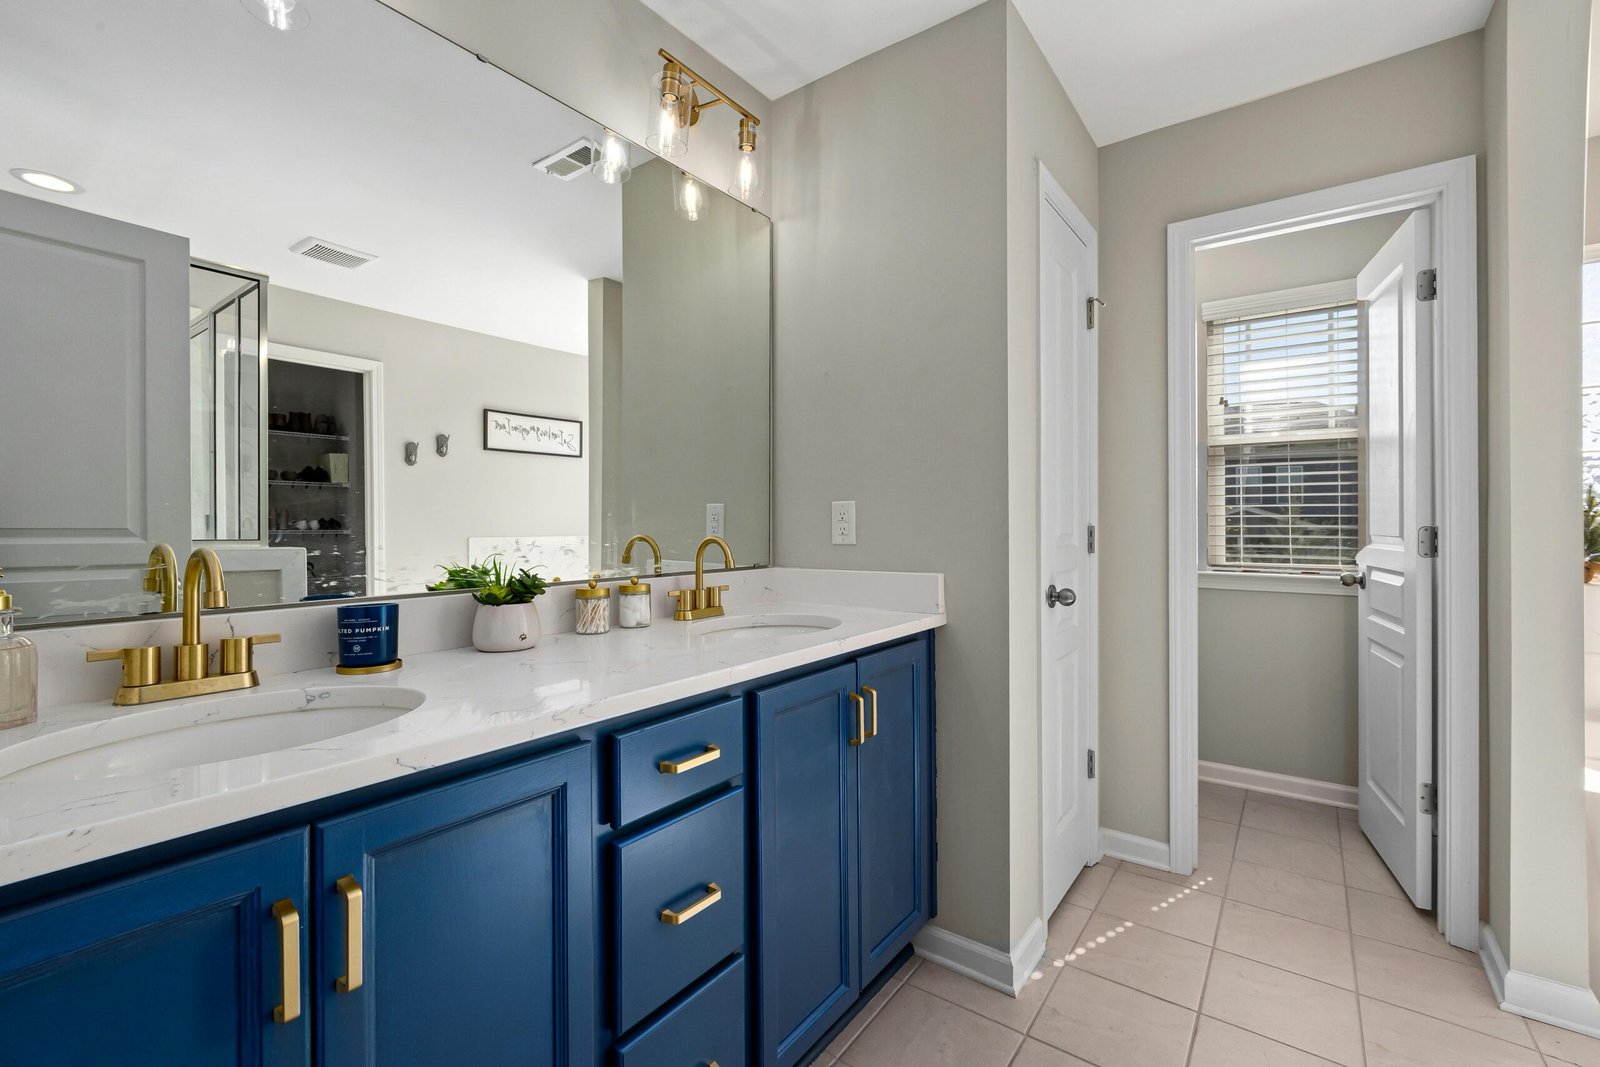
[1420,783,1437,815]
[1417,268,1438,302]
[1087,749,1097,779]
[1087,524,1097,554]
[1087,296,1105,330]
[1419,525,1439,558]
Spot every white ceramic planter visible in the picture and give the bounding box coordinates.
[471,602,540,653]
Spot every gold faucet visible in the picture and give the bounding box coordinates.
[87,548,280,706]
[621,533,663,575]
[143,543,178,613]
[669,536,735,621]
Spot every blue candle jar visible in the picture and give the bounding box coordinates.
[335,603,402,675]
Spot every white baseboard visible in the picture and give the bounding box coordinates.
[1199,760,1358,810]
[913,917,1046,997]
[1480,922,1600,1038]
[1101,829,1173,871]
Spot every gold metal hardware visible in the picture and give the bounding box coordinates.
[621,533,663,575]
[85,645,162,689]
[335,659,405,676]
[672,537,736,621]
[659,744,721,775]
[863,685,879,739]
[660,882,722,925]
[85,548,280,706]
[220,633,281,676]
[271,898,301,1023]
[143,543,178,613]
[334,875,363,993]
[849,692,866,746]
[657,48,761,128]
[0,565,11,613]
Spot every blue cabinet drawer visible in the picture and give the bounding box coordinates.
[612,787,746,1034]
[615,955,746,1067]
[611,696,744,827]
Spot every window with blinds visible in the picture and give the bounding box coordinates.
[1205,297,1361,573]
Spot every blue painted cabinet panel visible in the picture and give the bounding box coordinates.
[613,955,747,1067]
[314,743,594,1067]
[0,829,310,1067]
[856,641,933,986]
[753,663,860,1067]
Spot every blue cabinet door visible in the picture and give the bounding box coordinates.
[753,663,859,1067]
[314,743,594,1067]
[0,829,310,1067]
[856,640,933,986]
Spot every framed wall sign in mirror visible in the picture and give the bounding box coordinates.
[0,0,772,625]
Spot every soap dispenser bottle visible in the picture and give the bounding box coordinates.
[0,574,38,729]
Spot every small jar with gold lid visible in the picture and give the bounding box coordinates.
[574,575,611,635]
[617,575,652,629]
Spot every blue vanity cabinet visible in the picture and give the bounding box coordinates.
[0,828,311,1067]
[312,743,594,1067]
[753,639,933,1067]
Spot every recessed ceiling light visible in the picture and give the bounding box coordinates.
[240,0,309,32]
[9,169,84,194]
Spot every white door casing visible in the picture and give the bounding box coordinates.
[0,189,191,622]
[1040,167,1099,914]
[1355,210,1436,909]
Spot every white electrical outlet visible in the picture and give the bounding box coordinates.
[706,503,725,538]
[831,500,856,545]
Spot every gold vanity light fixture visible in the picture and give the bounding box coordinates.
[648,48,763,204]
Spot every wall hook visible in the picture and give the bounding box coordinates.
[404,441,419,466]
[436,433,450,458]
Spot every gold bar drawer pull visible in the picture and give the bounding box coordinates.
[659,743,721,775]
[660,882,722,925]
[271,898,301,1024]
[335,875,364,993]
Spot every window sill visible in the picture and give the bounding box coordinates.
[1197,570,1354,596]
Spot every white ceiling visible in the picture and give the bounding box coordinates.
[0,0,625,355]
[639,0,1494,145]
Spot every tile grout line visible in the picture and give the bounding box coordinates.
[1342,821,1369,1067]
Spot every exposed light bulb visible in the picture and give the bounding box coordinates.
[240,0,308,32]
[592,130,632,185]
[265,0,294,29]
[727,120,760,202]
[645,70,689,158]
[674,170,704,222]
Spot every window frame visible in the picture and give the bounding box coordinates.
[1197,279,1361,595]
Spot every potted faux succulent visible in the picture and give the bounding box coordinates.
[429,556,550,652]
[1585,486,1600,584]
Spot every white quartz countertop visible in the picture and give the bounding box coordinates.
[0,591,943,889]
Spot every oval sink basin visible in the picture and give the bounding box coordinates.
[689,613,842,642]
[0,686,426,783]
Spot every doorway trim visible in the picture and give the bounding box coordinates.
[1038,163,1101,916]
[1164,156,1479,948]
[270,343,387,595]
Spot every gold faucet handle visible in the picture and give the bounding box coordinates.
[220,633,281,677]
[86,645,162,688]
[668,587,701,619]
[702,584,730,610]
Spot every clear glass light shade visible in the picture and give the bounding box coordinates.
[240,0,309,31]
[646,71,690,158]
[728,142,760,202]
[673,169,705,222]
[592,130,632,185]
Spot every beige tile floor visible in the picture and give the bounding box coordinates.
[813,784,1600,1067]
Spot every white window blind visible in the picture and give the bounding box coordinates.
[1205,297,1361,573]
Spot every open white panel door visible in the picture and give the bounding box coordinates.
[0,189,191,622]
[1040,186,1097,913]
[1354,210,1435,909]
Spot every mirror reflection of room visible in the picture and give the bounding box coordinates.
[0,0,771,625]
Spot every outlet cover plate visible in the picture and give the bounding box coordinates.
[706,503,725,538]
[831,500,856,546]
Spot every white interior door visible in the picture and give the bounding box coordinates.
[0,189,191,622]
[1040,181,1098,913]
[1355,210,1436,909]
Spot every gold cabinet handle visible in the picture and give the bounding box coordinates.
[862,685,879,739]
[660,882,722,925]
[335,875,363,993]
[271,898,301,1023]
[659,744,721,775]
[849,692,866,746]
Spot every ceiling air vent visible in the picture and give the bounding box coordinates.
[290,236,378,269]
[533,137,600,181]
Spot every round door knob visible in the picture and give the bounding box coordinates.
[1339,571,1366,588]
[1045,584,1077,608]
